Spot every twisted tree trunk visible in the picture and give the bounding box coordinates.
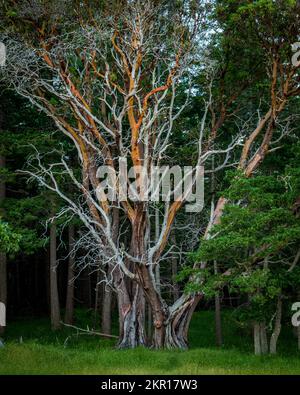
[137,258,202,349]
[164,294,202,349]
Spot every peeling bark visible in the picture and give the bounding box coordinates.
[117,283,146,349]
[164,294,202,349]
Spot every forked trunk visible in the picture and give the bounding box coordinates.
[101,282,112,335]
[115,266,201,349]
[135,245,202,348]
[116,204,201,350]
[146,288,201,349]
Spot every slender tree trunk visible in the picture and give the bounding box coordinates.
[101,207,119,335]
[46,250,50,310]
[102,279,112,335]
[270,296,282,355]
[64,224,75,325]
[82,268,92,308]
[0,153,6,335]
[297,291,300,351]
[214,290,222,347]
[0,255,6,335]
[258,259,269,354]
[214,260,222,347]
[253,317,268,355]
[34,257,39,310]
[254,322,262,355]
[50,216,61,330]
[94,269,101,328]
[260,321,268,354]
[16,260,20,307]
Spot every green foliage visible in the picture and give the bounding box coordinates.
[0,90,79,257]
[187,147,300,326]
[0,219,21,254]
[196,170,300,264]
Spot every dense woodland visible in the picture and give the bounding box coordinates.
[0,0,300,360]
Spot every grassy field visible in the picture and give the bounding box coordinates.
[0,309,300,375]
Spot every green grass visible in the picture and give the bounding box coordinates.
[0,309,299,375]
